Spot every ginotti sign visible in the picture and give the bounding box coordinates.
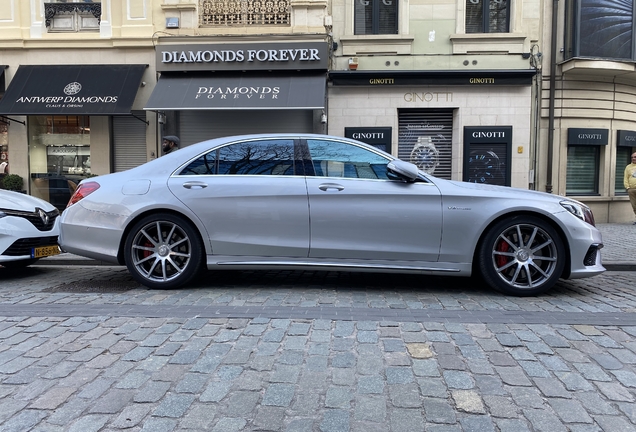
[156,42,329,72]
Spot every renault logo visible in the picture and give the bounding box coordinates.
[36,208,49,225]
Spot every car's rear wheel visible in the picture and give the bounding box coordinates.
[478,215,565,296]
[1,259,38,269]
[124,213,204,289]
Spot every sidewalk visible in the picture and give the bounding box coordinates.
[38,223,636,271]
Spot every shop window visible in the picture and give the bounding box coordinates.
[28,116,91,211]
[616,146,633,195]
[466,0,510,33]
[398,109,453,179]
[354,0,398,35]
[45,1,101,32]
[199,0,290,26]
[566,145,599,195]
[462,127,512,186]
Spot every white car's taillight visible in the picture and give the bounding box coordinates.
[67,181,100,208]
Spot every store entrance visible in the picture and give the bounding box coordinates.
[28,115,91,210]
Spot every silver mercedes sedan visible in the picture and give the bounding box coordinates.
[59,134,604,296]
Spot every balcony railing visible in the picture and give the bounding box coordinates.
[199,0,290,26]
[44,2,101,30]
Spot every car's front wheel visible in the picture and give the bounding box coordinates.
[478,216,565,296]
[124,213,204,289]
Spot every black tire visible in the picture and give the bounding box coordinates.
[478,215,565,296]
[1,259,38,269]
[123,213,204,290]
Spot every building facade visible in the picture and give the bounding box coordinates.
[327,0,542,188]
[0,0,634,222]
[537,0,636,222]
[0,0,329,209]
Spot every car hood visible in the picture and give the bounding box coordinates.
[0,190,57,212]
[437,179,589,213]
[444,180,569,201]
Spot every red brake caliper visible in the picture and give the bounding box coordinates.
[143,242,153,259]
[496,239,509,268]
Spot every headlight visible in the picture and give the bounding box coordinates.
[560,200,596,226]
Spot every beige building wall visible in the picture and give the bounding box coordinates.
[328,85,532,187]
[538,1,636,223]
[332,0,540,72]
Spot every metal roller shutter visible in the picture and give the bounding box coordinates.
[398,109,454,179]
[113,113,147,172]
[178,110,314,147]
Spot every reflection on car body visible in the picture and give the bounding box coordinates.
[59,134,604,296]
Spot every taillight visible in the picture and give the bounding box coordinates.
[67,181,100,208]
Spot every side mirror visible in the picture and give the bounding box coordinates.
[387,159,419,182]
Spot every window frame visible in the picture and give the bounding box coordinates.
[339,0,413,56]
[353,0,399,35]
[178,138,300,177]
[564,0,636,61]
[304,138,395,180]
[45,1,101,33]
[465,0,511,34]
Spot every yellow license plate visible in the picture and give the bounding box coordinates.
[32,245,61,258]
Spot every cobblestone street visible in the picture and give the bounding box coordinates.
[0,264,635,431]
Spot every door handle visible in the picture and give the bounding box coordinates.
[182,181,208,189]
[318,183,345,191]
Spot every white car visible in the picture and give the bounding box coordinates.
[59,133,605,295]
[0,189,61,268]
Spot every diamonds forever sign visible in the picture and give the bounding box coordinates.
[156,42,329,72]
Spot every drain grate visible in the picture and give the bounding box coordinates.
[43,279,143,293]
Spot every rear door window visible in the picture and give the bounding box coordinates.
[180,139,296,176]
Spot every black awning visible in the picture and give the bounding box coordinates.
[0,64,147,115]
[0,66,7,94]
[144,73,326,110]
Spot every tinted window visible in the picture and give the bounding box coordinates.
[354,0,398,35]
[466,0,510,33]
[307,140,392,180]
[180,139,296,176]
[564,0,633,60]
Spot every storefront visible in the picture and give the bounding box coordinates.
[328,70,536,188]
[0,64,147,209]
[144,41,329,146]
